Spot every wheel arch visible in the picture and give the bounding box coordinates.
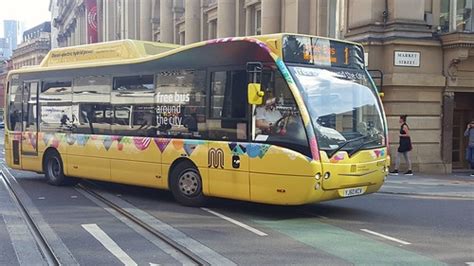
[167,157,200,189]
[42,147,61,172]
[168,157,209,196]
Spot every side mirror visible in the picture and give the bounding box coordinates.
[248,83,264,105]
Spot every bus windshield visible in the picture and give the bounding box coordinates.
[289,66,385,156]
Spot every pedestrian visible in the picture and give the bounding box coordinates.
[465,120,474,177]
[390,115,413,175]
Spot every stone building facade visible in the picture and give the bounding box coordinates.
[11,22,52,70]
[49,0,474,173]
[344,0,473,173]
[52,0,344,45]
[0,59,12,110]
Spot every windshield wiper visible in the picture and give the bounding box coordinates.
[348,138,381,157]
[327,135,369,158]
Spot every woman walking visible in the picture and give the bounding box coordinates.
[390,115,413,175]
[465,120,474,177]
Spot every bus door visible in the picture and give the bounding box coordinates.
[207,70,250,201]
[20,81,41,171]
[248,69,319,204]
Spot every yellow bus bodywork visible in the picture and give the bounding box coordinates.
[5,131,389,205]
[4,34,389,205]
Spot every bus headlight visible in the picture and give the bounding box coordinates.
[324,172,331,179]
[315,182,320,190]
[315,173,321,180]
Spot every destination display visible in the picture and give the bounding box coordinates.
[283,35,365,69]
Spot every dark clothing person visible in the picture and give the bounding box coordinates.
[465,121,474,176]
[390,116,413,176]
[398,122,412,153]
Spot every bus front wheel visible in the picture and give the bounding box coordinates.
[169,161,206,206]
[44,151,77,186]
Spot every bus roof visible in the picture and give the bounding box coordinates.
[39,39,180,68]
[8,33,361,76]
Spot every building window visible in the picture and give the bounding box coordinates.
[209,19,217,39]
[440,0,473,32]
[456,0,473,32]
[179,32,186,45]
[246,4,261,35]
[255,8,261,35]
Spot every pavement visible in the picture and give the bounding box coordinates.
[381,171,474,199]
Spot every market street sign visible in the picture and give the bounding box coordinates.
[394,51,420,67]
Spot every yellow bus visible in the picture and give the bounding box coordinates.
[4,34,389,206]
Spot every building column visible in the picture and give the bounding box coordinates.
[185,0,201,44]
[106,0,117,41]
[79,14,85,44]
[449,0,457,32]
[125,0,137,39]
[160,0,174,42]
[151,0,160,40]
[217,0,236,38]
[388,0,425,22]
[442,91,454,173]
[200,0,208,40]
[140,0,153,40]
[261,0,280,34]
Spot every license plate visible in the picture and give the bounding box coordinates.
[340,187,365,197]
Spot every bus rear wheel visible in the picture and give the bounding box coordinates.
[44,151,77,186]
[169,161,206,206]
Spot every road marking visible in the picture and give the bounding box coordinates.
[360,229,411,245]
[201,208,267,236]
[77,187,234,265]
[82,224,137,266]
[466,262,474,265]
[299,210,328,220]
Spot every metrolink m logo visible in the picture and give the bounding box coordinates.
[208,148,224,169]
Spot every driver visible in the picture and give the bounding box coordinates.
[256,97,282,134]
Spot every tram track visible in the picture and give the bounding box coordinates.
[0,170,60,266]
[77,181,211,266]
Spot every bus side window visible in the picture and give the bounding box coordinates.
[254,70,310,157]
[112,75,154,137]
[73,76,112,135]
[8,79,22,131]
[208,70,248,141]
[40,80,73,133]
[23,82,39,132]
[155,70,207,139]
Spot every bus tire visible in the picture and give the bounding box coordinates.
[169,161,206,206]
[43,151,78,186]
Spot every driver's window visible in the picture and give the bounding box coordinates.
[254,70,309,156]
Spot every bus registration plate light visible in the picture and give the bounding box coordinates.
[339,187,366,198]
